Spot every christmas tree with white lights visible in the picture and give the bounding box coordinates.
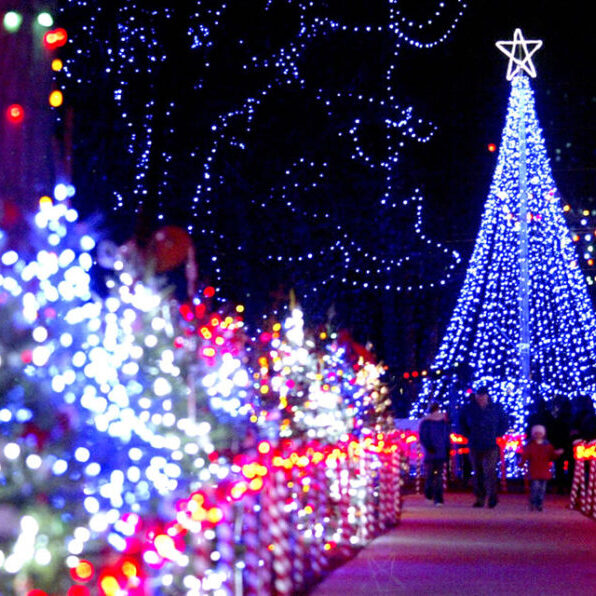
[0,193,113,593]
[412,30,596,433]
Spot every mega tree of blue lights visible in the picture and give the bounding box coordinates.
[412,31,596,434]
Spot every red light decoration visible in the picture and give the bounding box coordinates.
[179,303,194,321]
[6,103,25,124]
[148,226,192,272]
[43,27,68,50]
[21,349,33,364]
[203,286,215,297]
[488,143,497,152]
[67,587,90,596]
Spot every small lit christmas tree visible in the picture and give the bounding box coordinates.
[177,286,255,450]
[250,305,351,441]
[412,30,596,435]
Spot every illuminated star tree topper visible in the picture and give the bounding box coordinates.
[495,28,542,81]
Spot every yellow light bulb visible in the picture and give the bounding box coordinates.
[49,90,63,107]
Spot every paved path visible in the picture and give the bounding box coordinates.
[310,492,596,596]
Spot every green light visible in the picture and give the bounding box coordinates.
[37,12,54,28]
[3,11,23,33]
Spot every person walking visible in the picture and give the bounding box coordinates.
[419,402,451,506]
[519,424,563,511]
[459,386,508,508]
[546,395,572,494]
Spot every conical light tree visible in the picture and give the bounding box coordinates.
[412,30,596,433]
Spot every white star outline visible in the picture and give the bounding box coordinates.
[496,28,543,80]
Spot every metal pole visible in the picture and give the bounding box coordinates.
[517,78,531,408]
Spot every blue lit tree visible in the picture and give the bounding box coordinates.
[412,31,596,434]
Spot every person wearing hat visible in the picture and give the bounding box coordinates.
[419,402,451,506]
[459,386,508,508]
[520,424,563,511]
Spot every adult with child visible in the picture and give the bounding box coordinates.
[419,402,451,506]
[459,386,508,509]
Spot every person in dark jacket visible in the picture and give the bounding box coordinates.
[419,402,451,506]
[547,395,572,493]
[459,386,508,508]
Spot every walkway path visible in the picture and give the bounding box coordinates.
[310,492,596,596]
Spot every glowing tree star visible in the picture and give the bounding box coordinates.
[412,31,596,438]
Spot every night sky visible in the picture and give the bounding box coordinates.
[61,1,596,392]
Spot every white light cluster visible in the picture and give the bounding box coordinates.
[60,1,466,295]
[263,160,460,293]
[202,351,251,418]
[189,1,464,294]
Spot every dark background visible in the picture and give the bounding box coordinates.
[58,1,596,411]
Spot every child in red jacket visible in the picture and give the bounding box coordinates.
[520,425,563,511]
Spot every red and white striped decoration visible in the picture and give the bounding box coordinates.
[376,451,387,530]
[337,453,353,556]
[270,468,292,595]
[383,449,395,527]
[191,530,211,587]
[257,479,273,592]
[388,448,399,523]
[587,458,596,518]
[365,450,377,540]
[242,494,260,595]
[290,462,306,590]
[313,459,329,577]
[355,449,368,544]
[394,449,406,519]
[415,443,424,494]
[569,441,585,510]
[385,450,395,527]
[215,503,235,596]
